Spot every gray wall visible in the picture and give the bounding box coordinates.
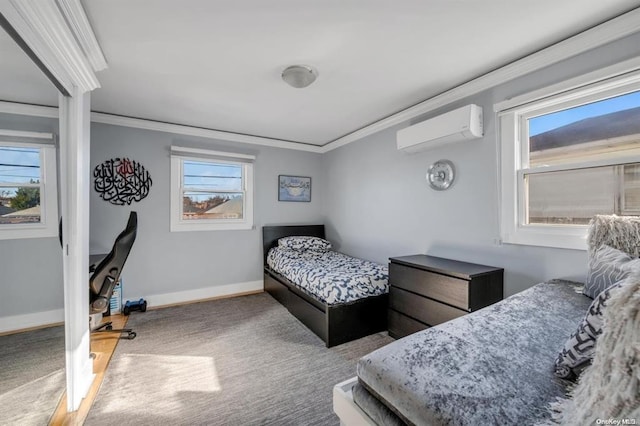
[0,113,63,317]
[3,30,640,318]
[321,32,640,297]
[89,123,323,301]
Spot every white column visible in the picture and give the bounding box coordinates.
[59,88,94,411]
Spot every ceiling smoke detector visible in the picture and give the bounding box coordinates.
[281,65,318,88]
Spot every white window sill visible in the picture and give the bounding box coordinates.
[501,225,588,251]
[170,221,254,232]
[0,224,58,241]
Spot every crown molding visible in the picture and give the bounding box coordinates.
[320,7,640,153]
[0,100,323,152]
[56,0,107,71]
[90,112,324,153]
[494,56,640,113]
[0,0,100,94]
[0,100,59,118]
[1,6,638,154]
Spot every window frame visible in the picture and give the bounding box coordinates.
[0,140,58,240]
[619,164,640,215]
[170,147,254,232]
[497,68,640,250]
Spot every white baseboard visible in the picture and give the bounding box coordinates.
[0,308,64,334]
[0,281,263,334]
[126,280,264,309]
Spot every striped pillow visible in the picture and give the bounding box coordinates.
[278,236,332,252]
[554,280,625,379]
[583,245,640,299]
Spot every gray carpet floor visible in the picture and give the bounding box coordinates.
[85,293,393,425]
[0,325,66,425]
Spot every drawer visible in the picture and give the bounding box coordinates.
[264,272,289,305]
[388,309,428,339]
[389,262,469,310]
[389,287,466,327]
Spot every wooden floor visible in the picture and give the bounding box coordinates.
[49,315,129,426]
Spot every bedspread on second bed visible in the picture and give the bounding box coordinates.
[267,247,388,305]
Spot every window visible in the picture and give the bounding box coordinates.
[0,140,58,240]
[497,69,640,250]
[170,146,254,232]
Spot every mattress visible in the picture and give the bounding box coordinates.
[266,247,388,305]
[355,280,592,425]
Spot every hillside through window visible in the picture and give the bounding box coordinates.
[497,67,640,249]
[525,91,640,225]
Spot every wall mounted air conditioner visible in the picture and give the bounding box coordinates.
[397,104,483,153]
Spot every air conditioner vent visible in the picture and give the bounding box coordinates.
[397,104,483,153]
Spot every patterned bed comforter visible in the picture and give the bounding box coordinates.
[266,247,388,305]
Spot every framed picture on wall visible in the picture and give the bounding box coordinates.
[278,175,311,202]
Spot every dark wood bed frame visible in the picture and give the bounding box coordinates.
[263,224,388,347]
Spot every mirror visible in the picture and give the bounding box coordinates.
[0,23,66,425]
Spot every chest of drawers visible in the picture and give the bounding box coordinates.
[388,255,504,339]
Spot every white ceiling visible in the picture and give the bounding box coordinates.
[0,29,58,105]
[1,1,639,146]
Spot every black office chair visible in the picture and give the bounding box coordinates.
[90,211,138,339]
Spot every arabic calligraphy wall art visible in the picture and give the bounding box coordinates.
[94,158,152,205]
[278,175,311,202]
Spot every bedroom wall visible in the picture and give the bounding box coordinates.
[321,31,640,297]
[89,123,323,305]
[0,113,64,322]
[4,31,639,320]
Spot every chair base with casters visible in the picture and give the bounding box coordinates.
[89,298,136,340]
[92,321,137,340]
[90,312,137,339]
[91,321,137,340]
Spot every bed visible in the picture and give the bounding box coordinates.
[333,214,640,425]
[262,225,389,347]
